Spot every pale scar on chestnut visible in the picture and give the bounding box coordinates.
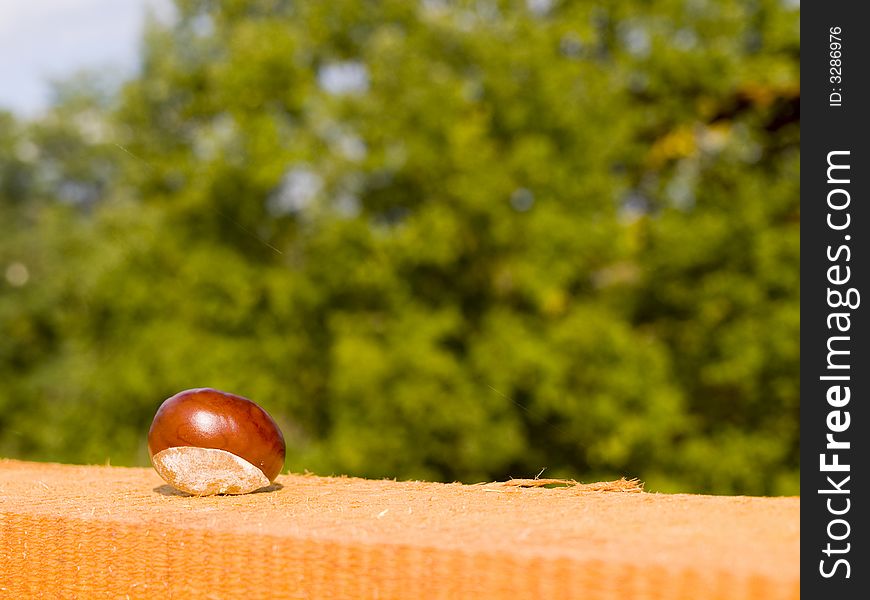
[148,388,286,496]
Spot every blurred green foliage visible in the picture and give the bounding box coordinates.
[0,0,799,494]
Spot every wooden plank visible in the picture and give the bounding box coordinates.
[0,460,799,599]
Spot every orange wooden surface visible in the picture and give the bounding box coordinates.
[0,460,799,599]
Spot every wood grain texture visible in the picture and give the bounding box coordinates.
[0,460,799,599]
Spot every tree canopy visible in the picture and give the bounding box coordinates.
[0,0,799,494]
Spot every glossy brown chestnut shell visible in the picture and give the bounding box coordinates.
[148,388,286,484]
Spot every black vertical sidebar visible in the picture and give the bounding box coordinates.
[801,2,869,597]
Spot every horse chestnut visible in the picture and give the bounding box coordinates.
[148,388,286,495]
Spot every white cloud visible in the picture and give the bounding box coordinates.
[268,166,323,215]
[0,0,173,116]
[317,61,370,96]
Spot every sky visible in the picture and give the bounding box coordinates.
[0,0,173,116]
